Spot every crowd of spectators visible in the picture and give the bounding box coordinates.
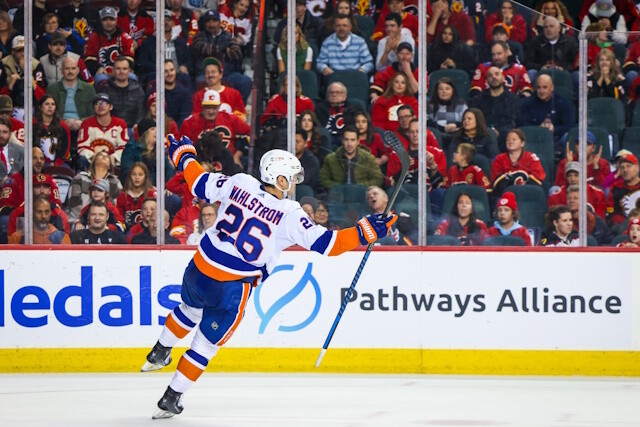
[3,0,640,248]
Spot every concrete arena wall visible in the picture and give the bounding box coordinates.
[0,247,639,375]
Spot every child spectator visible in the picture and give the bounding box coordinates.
[540,205,579,246]
[186,203,219,245]
[491,128,546,196]
[132,210,180,245]
[447,143,491,190]
[116,162,157,230]
[617,218,640,247]
[487,191,531,245]
[74,179,126,233]
[128,197,156,243]
[435,192,488,245]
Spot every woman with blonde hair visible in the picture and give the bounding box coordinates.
[587,48,627,101]
[276,24,313,74]
[531,1,574,37]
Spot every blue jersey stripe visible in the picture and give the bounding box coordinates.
[310,230,333,254]
[193,173,209,200]
[200,235,263,273]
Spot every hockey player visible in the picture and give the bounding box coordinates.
[142,135,397,419]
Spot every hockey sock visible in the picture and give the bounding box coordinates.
[159,303,203,348]
[170,329,219,394]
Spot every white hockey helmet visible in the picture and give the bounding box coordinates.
[260,149,304,196]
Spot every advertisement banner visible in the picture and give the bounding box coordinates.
[0,250,637,350]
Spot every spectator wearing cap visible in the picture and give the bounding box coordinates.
[1,35,47,115]
[607,150,640,225]
[39,30,93,85]
[316,14,374,77]
[191,9,251,103]
[65,150,122,224]
[486,191,531,245]
[136,10,192,87]
[372,0,418,42]
[167,0,199,46]
[219,0,253,47]
[375,12,415,71]
[12,0,50,38]
[261,76,314,127]
[555,131,611,188]
[426,24,476,77]
[5,171,69,239]
[581,0,628,45]
[274,0,323,48]
[371,41,420,103]
[427,0,476,45]
[35,13,85,59]
[121,117,176,184]
[294,128,320,192]
[84,7,135,85]
[117,0,155,51]
[548,161,607,220]
[0,116,23,183]
[180,89,250,168]
[70,201,127,244]
[46,56,97,135]
[566,184,613,246]
[617,217,640,247]
[99,56,145,128]
[0,95,25,145]
[517,73,575,146]
[77,93,130,169]
[191,57,246,120]
[7,195,71,245]
[73,178,125,233]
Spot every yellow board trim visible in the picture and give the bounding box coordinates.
[0,349,639,376]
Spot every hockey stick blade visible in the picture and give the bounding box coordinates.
[314,132,411,368]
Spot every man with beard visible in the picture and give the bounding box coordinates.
[7,196,70,244]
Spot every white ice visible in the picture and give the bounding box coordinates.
[0,373,639,426]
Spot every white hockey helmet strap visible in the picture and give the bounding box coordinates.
[260,149,304,197]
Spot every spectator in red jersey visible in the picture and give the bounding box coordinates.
[33,95,71,169]
[355,110,388,168]
[448,109,499,165]
[170,198,205,244]
[471,41,534,97]
[484,0,528,44]
[117,0,155,51]
[180,89,250,168]
[116,161,157,230]
[549,161,607,220]
[447,143,491,190]
[73,178,126,233]
[427,0,476,45]
[371,41,420,103]
[277,23,313,75]
[7,195,71,245]
[314,82,361,149]
[387,118,446,189]
[77,93,130,170]
[555,132,610,189]
[607,150,640,226]
[371,72,419,131]
[38,29,91,85]
[0,95,24,145]
[58,0,100,42]
[0,115,23,183]
[219,0,253,47]
[70,201,127,244]
[261,75,314,127]
[186,202,218,245]
[192,57,246,120]
[6,173,69,238]
[168,0,199,46]
[487,191,531,245]
[435,192,488,245]
[617,217,640,247]
[540,205,579,247]
[132,209,180,244]
[127,197,155,242]
[491,128,546,196]
[372,0,418,42]
[298,110,331,163]
[65,150,122,225]
[84,7,135,86]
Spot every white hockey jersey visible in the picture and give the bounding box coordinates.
[190,171,339,283]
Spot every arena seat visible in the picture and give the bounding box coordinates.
[426,235,461,246]
[481,235,527,246]
[505,185,548,228]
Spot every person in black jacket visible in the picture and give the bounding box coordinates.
[98,56,145,128]
[194,130,242,176]
[131,210,180,244]
[70,201,127,244]
[525,17,577,74]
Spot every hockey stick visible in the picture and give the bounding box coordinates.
[315,131,411,367]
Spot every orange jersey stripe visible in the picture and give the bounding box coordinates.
[217,283,250,346]
[183,160,205,193]
[177,356,204,382]
[164,313,190,339]
[193,252,254,281]
[328,228,362,256]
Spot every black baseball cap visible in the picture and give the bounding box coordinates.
[93,93,112,105]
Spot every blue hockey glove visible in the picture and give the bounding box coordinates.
[166,134,197,171]
[356,213,398,245]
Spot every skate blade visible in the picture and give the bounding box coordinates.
[141,361,165,372]
[152,409,175,419]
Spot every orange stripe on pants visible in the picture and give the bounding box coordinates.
[177,356,204,382]
[193,252,255,281]
[217,283,250,346]
[165,313,190,339]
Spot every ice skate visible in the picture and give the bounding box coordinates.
[141,341,172,372]
[152,386,183,419]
